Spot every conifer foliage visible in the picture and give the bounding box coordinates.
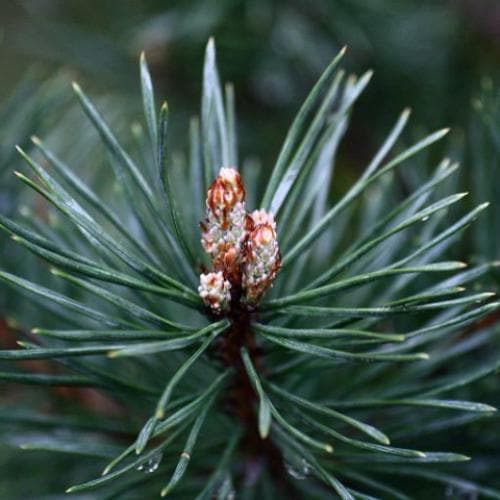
[0,40,499,498]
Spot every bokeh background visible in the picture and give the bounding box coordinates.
[2,0,500,163]
[1,0,500,497]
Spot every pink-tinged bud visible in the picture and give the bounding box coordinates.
[243,213,281,304]
[201,168,247,282]
[249,209,277,231]
[198,272,232,312]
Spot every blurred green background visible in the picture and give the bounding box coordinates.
[2,0,500,165]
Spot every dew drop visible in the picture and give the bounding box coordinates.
[285,458,310,480]
[137,452,163,473]
[301,458,311,476]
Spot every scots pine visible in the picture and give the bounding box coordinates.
[0,40,499,498]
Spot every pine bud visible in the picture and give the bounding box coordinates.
[201,168,247,282]
[242,211,281,304]
[198,272,232,312]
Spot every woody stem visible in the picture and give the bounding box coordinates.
[211,292,299,496]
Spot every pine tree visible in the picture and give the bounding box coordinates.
[0,40,499,498]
